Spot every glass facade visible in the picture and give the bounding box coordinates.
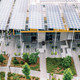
[46,32,60,41]
[75,32,80,40]
[22,33,37,42]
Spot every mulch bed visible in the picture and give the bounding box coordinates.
[10,57,40,71]
[7,72,40,80]
[0,54,9,66]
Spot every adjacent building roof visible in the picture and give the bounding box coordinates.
[0,0,14,30]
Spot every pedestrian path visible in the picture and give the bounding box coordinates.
[72,51,80,77]
[39,53,47,80]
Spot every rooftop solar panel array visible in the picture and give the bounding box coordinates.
[46,5,64,29]
[0,0,14,30]
[62,5,80,29]
[9,0,27,30]
[28,5,44,29]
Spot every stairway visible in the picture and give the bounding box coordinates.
[61,41,72,57]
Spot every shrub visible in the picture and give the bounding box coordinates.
[23,53,29,61]
[18,53,21,56]
[52,77,56,80]
[8,72,12,77]
[0,54,6,63]
[78,55,80,59]
[29,53,38,64]
[13,58,19,64]
[55,52,57,55]
[32,76,35,79]
[14,53,17,56]
[20,61,24,64]
[77,44,80,47]
[13,74,19,80]
[63,68,73,80]
[58,79,60,80]
[0,72,5,77]
[35,77,39,80]
[51,51,54,55]
[17,45,21,48]
[61,56,71,68]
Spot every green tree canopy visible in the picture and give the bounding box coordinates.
[62,56,71,68]
[63,68,73,80]
[0,54,5,63]
[22,63,30,79]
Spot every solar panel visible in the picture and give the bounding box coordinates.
[9,0,27,30]
[28,5,44,29]
[62,5,80,29]
[46,5,64,29]
[0,0,14,30]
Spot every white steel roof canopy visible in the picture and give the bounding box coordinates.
[46,5,64,29]
[0,0,80,30]
[9,0,27,30]
[28,5,44,29]
[40,0,78,2]
[62,4,80,29]
[0,0,14,30]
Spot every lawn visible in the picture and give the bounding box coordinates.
[0,72,5,80]
[7,72,40,80]
[10,57,40,71]
[0,54,9,66]
[46,57,76,76]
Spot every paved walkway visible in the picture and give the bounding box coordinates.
[39,53,47,80]
[72,51,80,77]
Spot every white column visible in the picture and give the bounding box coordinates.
[38,33,45,43]
[54,32,57,53]
[71,31,74,50]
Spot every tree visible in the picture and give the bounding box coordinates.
[62,56,71,68]
[22,63,30,79]
[0,54,5,63]
[22,53,29,61]
[63,68,73,80]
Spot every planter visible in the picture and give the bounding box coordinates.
[26,45,30,48]
[72,48,76,51]
[77,44,80,47]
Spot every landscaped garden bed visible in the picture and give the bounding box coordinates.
[7,72,40,80]
[0,72,5,80]
[10,52,40,71]
[46,56,76,76]
[78,55,80,60]
[0,54,9,66]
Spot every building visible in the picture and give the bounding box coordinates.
[0,0,80,57]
